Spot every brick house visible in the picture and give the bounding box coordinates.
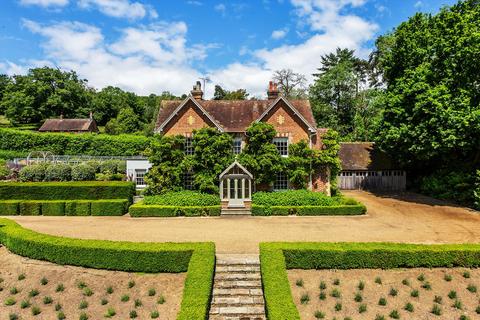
[153,81,331,210]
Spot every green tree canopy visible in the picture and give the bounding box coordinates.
[374,0,480,170]
[213,85,249,100]
[105,107,142,135]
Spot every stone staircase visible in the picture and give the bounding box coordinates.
[220,208,252,216]
[209,254,266,320]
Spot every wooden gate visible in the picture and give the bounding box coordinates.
[338,170,406,191]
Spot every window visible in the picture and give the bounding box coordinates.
[273,137,289,156]
[135,169,147,186]
[182,172,194,190]
[184,137,193,155]
[273,172,289,190]
[232,138,242,154]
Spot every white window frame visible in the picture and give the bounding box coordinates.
[273,137,289,157]
[135,169,147,187]
[273,172,289,191]
[232,137,242,154]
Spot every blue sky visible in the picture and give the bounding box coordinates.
[0,0,458,97]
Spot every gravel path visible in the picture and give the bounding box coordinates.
[5,191,480,253]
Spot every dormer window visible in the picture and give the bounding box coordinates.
[273,137,288,157]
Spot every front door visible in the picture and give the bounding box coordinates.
[228,177,244,208]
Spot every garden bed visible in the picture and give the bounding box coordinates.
[289,268,479,320]
[0,246,185,319]
[0,218,215,320]
[260,242,480,319]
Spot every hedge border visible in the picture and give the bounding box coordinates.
[129,203,221,217]
[0,181,136,203]
[0,218,215,320]
[251,204,366,216]
[0,199,129,216]
[260,242,480,319]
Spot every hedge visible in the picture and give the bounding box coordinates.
[144,191,220,206]
[0,218,215,320]
[0,128,150,156]
[251,204,366,216]
[91,199,128,216]
[0,200,129,216]
[260,242,480,319]
[129,203,221,217]
[253,190,344,206]
[0,181,136,203]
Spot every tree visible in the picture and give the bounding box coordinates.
[213,85,249,100]
[105,107,142,135]
[374,0,480,170]
[0,74,10,112]
[238,122,283,186]
[1,67,93,125]
[272,69,307,99]
[190,128,234,193]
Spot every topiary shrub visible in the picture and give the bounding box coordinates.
[0,160,11,180]
[71,163,96,181]
[253,190,343,207]
[99,160,120,174]
[44,163,72,182]
[19,164,48,182]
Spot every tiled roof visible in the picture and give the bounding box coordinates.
[38,119,98,132]
[156,98,317,133]
[339,142,396,171]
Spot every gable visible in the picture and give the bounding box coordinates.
[162,100,216,135]
[261,100,311,143]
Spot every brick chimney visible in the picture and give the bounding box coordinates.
[267,81,279,100]
[191,81,203,100]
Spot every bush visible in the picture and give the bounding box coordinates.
[71,163,96,181]
[19,201,41,215]
[90,200,128,216]
[0,218,214,320]
[0,128,150,156]
[251,204,366,216]
[95,172,124,181]
[0,201,19,215]
[65,201,91,216]
[420,170,476,207]
[253,190,343,207]
[19,164,48,182]
[129,203,221,217]
[0,160,11,179]
[44,163,72,182]
[0,181,135,202]
[144,191,220,206]
[260,242,480,320]
[41,201,65,216]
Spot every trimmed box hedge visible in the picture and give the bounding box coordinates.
[41,201,65,216]
[0,201,19,216]
[0,218,215,320]
[91,199,128,216]
[129,203,221,217]
[19,201,41,216]
[65,200,91,216]
[0,181,136,203]
[260,242,480,319]
[251,204,366,216]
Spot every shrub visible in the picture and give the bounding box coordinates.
[129,310,138,319]
[378,297,387,306]
[19,201,41,215]
[128,280,135,288]
[90,199,128,216]
[402,278,410,286]
[57,311,66,320]
[0,128,150,156]
[18,274,25,281]
[319,291,326,300]
[375,277,382,284]
[334,302,342,311]
[79,312,88,320]
[411,289,419,297]
[314,310,325,319]
[43,296,53,304]
[79,300,88,309]
[71,163,96,181]
[144,191,220,206]
[431,304,442,315]
[106,286,113,294]
[420,170,476,207]
[20,300,30,309]
[41,201,65,216]
[105,307,116,318]
[45,163,72,182]
[129,203,220,217]
[148,288,156,296]
[295,279,303,287]
[453,299,463,309]
[5,297,16,306]
[0,181,135,202]
[77,281,87,289]
[434,295,442,304]
[319,281,326,290]
[40,277,48,285]
[389,310,400,319]
[448,290,457,299]
[354,292,363,302]
[19,164,47,182]
[55,303,62,311]
[251,204,366,216]
[121,294,130,302]
[134,298,142,307]
[253,190,343,206]
[150,310,159,319]
[389,288,398,297]
[444,274,452,282]
[467,284,477,293]
[0,201,19,215]
[359,303,367,313]
[29,289,39,297]
[100,160,122,174]
[83,287,93,296]
[157,295,165,304]
[8,314,18,320]
[65,200,90,216]
[358,280,365,290]
[463,271,470,278]
[330,288,341,298]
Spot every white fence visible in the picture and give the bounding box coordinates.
[338,170,406,191]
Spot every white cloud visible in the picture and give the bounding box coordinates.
[271,28,288,40]
[19,0,69,6]
[214,3,226,16]
[16,19,212,96]
[77,0,157,20]
[414,1,423,8]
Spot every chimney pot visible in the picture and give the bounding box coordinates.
[191,81,204,100]
[267,81,279,100]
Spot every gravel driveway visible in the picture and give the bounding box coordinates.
[5,191,480,253]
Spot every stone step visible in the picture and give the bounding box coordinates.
[216,265,260,273]
[213,288,263,297]
[214,280,262,289]
[217,257,260,265]
[209,316,266,320]
[221,209,252,216]
[209,306,265,316]
[215,273,261,281]
[212,296,265,305]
